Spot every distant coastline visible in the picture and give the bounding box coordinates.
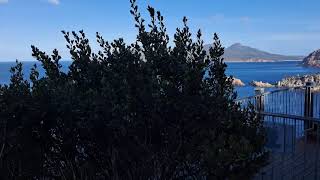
[0,59,303,63]
[206,43,304,62]
[0,59,72,62]
[225,59,302,63]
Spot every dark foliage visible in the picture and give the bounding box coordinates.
[0,1,266,179]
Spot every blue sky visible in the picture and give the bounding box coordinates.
[1,0,320,60]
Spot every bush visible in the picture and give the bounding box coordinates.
[0,0,266,179]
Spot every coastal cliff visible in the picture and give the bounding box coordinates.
[302,49,320,67]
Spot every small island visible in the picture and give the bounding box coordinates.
[231,77,245,86]
[250,81,274,88]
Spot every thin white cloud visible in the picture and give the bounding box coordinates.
[0,0,8,4]
[264,32,320,41]
[48,0,59,5]
[0,0,62,5]
[239,16,250,24]
[194,14,254,26]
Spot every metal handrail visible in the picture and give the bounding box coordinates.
[264,86,304,94]
[235,86,304,102]
[235,85,320,119]
[258,111,320,123]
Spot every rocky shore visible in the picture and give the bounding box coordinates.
[231,74,320,91]
[277,74,320,89]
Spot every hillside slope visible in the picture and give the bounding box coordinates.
[302,49,320,67]
[204,43,303,62]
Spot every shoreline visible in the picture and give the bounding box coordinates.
[0,59,303,63]
[225,60,302,63]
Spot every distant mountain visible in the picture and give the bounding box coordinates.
[302,49,320,68]
[204,43,303,62]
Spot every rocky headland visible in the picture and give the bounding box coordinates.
[302,49,320,68]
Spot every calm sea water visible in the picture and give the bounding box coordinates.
[0,61,318,98]
[226,61,320,97]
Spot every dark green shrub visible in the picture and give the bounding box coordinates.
[0,1,266,179]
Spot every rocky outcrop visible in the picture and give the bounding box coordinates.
[302,49,320,67]
[277,74,320,88]
[231,77,245,86]
[250,81,274,88]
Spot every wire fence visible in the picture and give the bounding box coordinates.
[254,113,320,180]
[236,86,320,118]
[235,86,320,179]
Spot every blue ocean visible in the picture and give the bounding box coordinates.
[0,61,318,98]
[226,61,319,97]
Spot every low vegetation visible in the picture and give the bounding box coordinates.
[0,0,266,179]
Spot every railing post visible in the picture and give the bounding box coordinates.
[304,82,314,118]
[304,82,314,131]
[255,88,265,112]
